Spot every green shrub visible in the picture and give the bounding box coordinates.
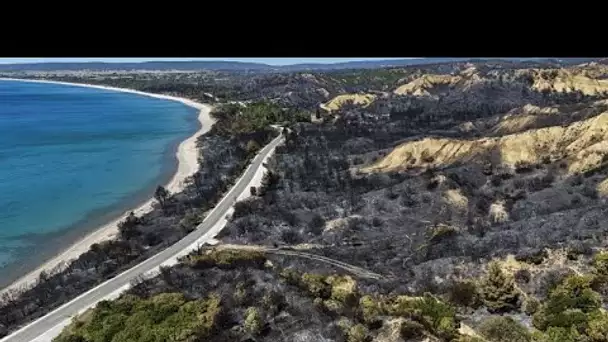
[54,292,222,342]
[592,252,608,277]
[533,275,602,332]
[456,336,486,342]
[388,293,458,340]
[585,311,608,342]
[538,309,588,332]
[523,297,541,316]
[480,262,520,313]
[212,101,309,135]
[478,316,531,342]
[544,275,600,315]
[327,275,359,305]
[436,316,459,341]
[359,295,383,326]
[233,282,247,304]
[323,299,346,316]
[347,324,369,342]
[244,307,262,336]
[301,273,332,298]
[533,326,584,342]
[279,268,301,285]
[537,269,573,298]
[54,335,88,342]
[337,316,353,335]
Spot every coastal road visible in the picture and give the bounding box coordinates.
[1,133,285,342]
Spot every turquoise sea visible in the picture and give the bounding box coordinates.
[0,80,199,283]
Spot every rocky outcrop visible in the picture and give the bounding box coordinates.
[323,93,377,111]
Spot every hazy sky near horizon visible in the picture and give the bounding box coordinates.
[0,58,414,66]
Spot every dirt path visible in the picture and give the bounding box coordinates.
[214,244,388,280]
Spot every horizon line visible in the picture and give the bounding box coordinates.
[0,57,422,67]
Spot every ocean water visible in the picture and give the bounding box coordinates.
[0,80,199,280]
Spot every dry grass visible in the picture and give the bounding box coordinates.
[443,189,469,212]
[459,322,485,340]
[375,317,410,342]
[596,177,608,197]
[323,215,363,232]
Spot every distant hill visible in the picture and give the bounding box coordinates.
[0,58,467,72]
[0,61,271,72]
[0,58,599,72]
[276,58,472,71]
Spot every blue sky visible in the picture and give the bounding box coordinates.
[0,58,414,66]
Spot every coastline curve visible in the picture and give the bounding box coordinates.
[0,78,215,293]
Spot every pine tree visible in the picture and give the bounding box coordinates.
[154,185,169,209]
[481,261,519,313]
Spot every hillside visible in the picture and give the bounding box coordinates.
[363,111,608,174]
[393,74,461,96]
[6,59,608,341]
[323,93,378,111]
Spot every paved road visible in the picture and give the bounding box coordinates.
[1,134,284,342]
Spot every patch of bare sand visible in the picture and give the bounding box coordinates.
[393,74,460,96]
[532,72,608,95]
[443,189,469,212]
[323,93,377,111]
[596,177,608,197]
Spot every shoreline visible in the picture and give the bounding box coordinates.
[0,78,215,293]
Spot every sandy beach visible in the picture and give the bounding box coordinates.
[0,78,215,293]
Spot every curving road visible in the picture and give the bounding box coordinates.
[1,134,285,342]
